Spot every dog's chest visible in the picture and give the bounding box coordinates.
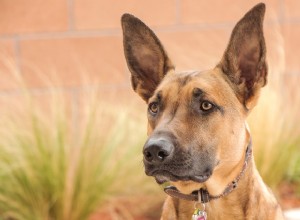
[205,199,246,220]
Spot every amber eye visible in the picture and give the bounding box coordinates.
[200,101,214,111]
[149,102,159,115]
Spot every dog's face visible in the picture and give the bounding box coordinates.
[122,4,267,193]
[143,69,248,185]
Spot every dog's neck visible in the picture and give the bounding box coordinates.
[167,155,257,219]
[192,157,279,219]
[205,139,252,198]
[205,157,256,219]
[163,135,281,219]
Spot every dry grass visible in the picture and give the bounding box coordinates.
[249,62,300,189]
[0,71,160,220]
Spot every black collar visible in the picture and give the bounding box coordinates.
[164,139,252,203]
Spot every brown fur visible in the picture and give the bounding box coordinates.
[122,3,284,219]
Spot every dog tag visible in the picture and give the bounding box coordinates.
[192,208,207,220]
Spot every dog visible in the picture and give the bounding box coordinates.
[121,3,284,219]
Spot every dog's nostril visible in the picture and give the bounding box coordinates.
[145,151,153,161]
[157,150,169,161]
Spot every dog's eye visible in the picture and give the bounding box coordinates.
[149,102,159,115]
[200,101,214,111]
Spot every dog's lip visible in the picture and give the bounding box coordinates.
[191,174,211,183]
[148,170,211,184]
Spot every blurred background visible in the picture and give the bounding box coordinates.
[0,0,299,219]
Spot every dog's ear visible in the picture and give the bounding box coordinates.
[218,3,267,110]
[121,14,174,102]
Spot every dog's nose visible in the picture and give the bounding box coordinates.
[143,137,174,163]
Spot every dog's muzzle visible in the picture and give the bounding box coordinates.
[143,133,212,184]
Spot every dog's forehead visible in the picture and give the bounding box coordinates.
[154,69,235,104]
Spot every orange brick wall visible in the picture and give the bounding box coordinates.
[0,0,299,110]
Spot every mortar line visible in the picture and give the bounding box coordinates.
[67,0,75,30]
[0,18,299,42]
[0,29,122,41]
[0,83,131,97]
[175,0,181,25]
[278,0,285,23]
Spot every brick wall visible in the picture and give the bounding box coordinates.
[0,0,299,111]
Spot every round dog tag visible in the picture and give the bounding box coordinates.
[192,208,207,220]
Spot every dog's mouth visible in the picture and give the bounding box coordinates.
[148,170,211,184]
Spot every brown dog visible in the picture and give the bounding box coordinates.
[121,3,284,219]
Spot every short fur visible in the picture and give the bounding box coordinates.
[121,3,284,219]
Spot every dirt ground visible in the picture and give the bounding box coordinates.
[279,181,300,210]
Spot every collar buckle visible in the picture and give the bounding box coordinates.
[199,188,210,203]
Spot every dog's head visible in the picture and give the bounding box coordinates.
[121,3,267,193]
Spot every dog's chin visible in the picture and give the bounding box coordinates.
[151,171,211,185]
[154,175,171,184]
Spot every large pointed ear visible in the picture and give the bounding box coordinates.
[121,14,174,102]
[218,3,267,110]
